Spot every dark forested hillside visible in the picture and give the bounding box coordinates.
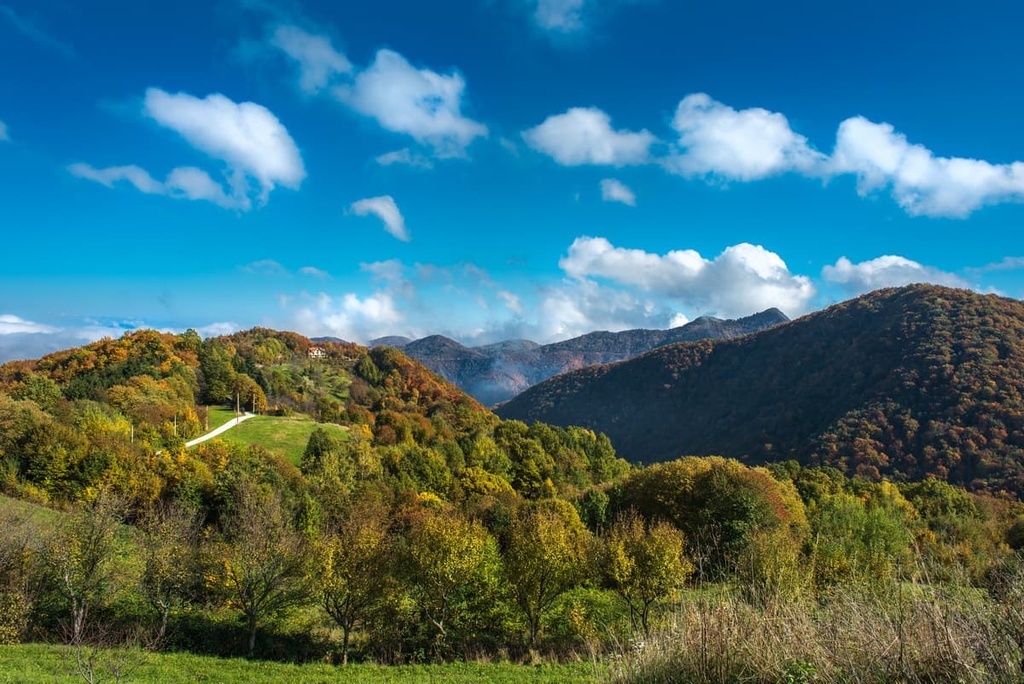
[498,285,1024,495]
[379,309,788,405]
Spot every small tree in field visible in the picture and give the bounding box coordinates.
[317,497,392,664]
[503,499,590,647]
[219,482,310,656]
[38,493,124,644]
[602,510,692,637]
[138,501,200,645]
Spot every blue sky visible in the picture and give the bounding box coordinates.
[3,0,1024,360]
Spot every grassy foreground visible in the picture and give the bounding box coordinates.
[0,644,602,683]
[202,408,348,465]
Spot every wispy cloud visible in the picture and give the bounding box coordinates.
[0,5,75,58]
[68,163,242,208]
[532,0,587,33]
[969,257,1024,274]
[299,266,331,278]
[0,120,8,142]
[270,24,351,94]
[375,147,434,169]
[350,195,410,242]
[240,259,289,276]
[600,178,636,206]
[0,314,58,335]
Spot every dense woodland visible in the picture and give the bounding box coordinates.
[501,285,1024,497]
[1,314,1024,681]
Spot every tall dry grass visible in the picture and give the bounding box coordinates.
[608,579,1023,684]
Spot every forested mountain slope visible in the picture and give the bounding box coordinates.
[498,285,1024,495]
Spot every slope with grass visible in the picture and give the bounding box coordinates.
[0,644,602,684]
[209,412,348,465]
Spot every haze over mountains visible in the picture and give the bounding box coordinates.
[498,285,1024,496]
[339,309,789,405]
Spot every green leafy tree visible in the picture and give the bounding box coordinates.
[406,509,491,653]
[617,457,807,580]
[602,510,692,636]
[809,487,915,587]
[503,499,590,647]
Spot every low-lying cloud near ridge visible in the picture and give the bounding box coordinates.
[3,238,996,363]
[276,236,988,348]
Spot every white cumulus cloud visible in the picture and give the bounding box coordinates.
[668,93,826,181]
[600,178,636,206]
[294,291,404,343]
[270,24,351,94]
[337,49,487,157]
[832,116,1024,218]
[523,107,656,166]
[350,195,410,242]
[71,90,303,210]
[560,236,815,318]
[822,255,970,295]
[144,88,305,205]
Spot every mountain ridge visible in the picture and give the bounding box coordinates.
[356,308,789,405]
[497,285,1024,495]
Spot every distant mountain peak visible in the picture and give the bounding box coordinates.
[384,309,788,406]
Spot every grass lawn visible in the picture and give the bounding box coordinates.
[206,413,349,466]
[207,406,242,430]
[0,644,603,683]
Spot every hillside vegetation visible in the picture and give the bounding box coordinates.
[1,309,1024,683]
[499,285,1024,496]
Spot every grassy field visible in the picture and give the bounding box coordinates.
[206,406,240,431]
[0,644,602,683]
[201,410,349,466]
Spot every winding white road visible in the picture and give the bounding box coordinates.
[185,412,255,447]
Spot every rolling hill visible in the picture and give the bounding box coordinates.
[497,285,1024,495]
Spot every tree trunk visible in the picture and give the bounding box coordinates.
[247,614,258,657]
